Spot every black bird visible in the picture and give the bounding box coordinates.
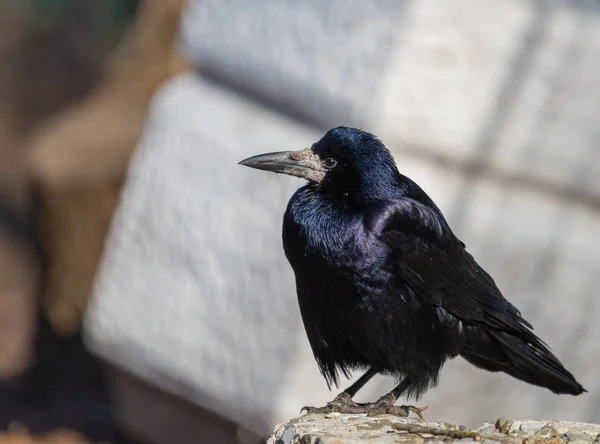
[239,127,586,417]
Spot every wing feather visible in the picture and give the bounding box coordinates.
[373,198,534,335]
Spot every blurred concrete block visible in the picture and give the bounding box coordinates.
[369,0,533,159]
[489,2,600,195]
[182,0,411,129]
[421,176,599,426]
[182,0,600,196]
[182,0,531,159]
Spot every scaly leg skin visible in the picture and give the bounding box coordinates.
[301,392,427,418]
[301,392,365,414]
[302,368,378,414]
[362,379,427,419]
[361,392,427,418]
[301,371,426,418]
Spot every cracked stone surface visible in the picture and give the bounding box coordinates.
[267,414,600,444]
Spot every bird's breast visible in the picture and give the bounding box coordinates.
[284,196,370,271]
[282,189,389,309]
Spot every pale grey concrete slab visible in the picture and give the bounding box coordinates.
[490,3,600,196]
[182,0,600,197]
[181,0,411,129]
[427,177,599,427]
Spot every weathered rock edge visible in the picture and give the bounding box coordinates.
[267,413,600,444]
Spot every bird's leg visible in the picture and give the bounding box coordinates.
[360,378,427,418]
[301,367,377,414]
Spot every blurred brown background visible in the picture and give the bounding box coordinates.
[0,0,188,442]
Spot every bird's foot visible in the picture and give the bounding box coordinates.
[301,392,427,419]
[362,394,427,418]
[301,392,365,414]
[381,404,427,418]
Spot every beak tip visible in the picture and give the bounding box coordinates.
[237,151,297,174]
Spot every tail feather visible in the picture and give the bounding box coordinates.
[461,328,585,395]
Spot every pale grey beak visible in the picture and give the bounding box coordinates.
[239,148,326,183]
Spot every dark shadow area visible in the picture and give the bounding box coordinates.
[0,312,139,443]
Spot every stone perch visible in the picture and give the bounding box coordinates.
[267,414,600,444]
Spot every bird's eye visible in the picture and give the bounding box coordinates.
[323,158,337,169]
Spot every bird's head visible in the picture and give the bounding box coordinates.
[239,127,401,203]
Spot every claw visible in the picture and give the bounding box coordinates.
[300,394,426,418]
[301,405,329,414]
[404,405,428,420]
[367,403,428,418]
[300,393,365,415]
